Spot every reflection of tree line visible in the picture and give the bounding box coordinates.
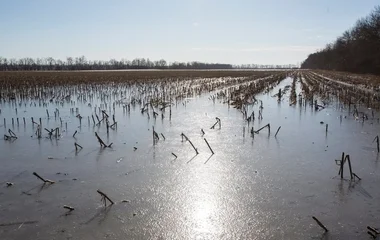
[302,6,380,75]
[0,56,297,71]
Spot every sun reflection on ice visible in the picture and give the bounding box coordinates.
[194,200,215,231]
[182,171,225,239]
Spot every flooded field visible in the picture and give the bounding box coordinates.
[1,70,380,240]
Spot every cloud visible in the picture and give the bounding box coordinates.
[192,46,320,52]
[192,22,199,27]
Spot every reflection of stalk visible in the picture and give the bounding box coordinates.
[37,125,42,138]
[373,135,379,153]
[258,110,263,120]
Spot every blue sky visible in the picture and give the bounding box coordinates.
[0,0,378,65]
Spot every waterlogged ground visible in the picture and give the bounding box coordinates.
[1,77,380,240]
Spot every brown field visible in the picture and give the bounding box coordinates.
[0,70,277,84]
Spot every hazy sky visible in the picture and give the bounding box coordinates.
[0,0,378,65]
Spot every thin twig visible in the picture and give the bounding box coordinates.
[33,172,55,184]
[312,216,328,232]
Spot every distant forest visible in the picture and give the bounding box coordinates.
[0,56,297,71]
[301,6,380,75]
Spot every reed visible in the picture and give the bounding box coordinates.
[204,138,214,155]
[97,189,114,206]
[181,133,199,154]
[33,172,55,184]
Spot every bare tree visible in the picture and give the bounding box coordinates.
[302,5,380,74]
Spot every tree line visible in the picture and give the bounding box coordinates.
[301,6,380,75]
[0,57,233,71]
[235,64,298,69]
[0,56,297,71]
